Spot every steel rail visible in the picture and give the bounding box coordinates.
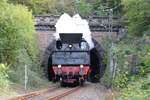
[47,86,80,100]
[8,87,59,100]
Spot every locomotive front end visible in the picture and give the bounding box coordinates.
[52,33,90,86]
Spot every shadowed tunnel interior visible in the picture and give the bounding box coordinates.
[90,48,101,82]
[42,39,106,82]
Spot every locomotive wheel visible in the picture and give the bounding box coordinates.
[60,81,66,87]
[80,80,84,86]
[60,81,63,87]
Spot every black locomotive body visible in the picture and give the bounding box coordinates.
[51,33,90,86]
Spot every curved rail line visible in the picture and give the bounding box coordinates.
[8,87,59,100]
[47,86,80,100]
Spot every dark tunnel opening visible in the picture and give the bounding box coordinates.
[43,39,106,82]
[47,56,55,81]
[90,48,101,82]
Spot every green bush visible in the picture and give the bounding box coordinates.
[9,49,44,87]
[0,0,41,70]
[51,0,93,16]
[91,0,115,16]
[8,0,53,15]
[116,74,150,100]
[0,0,45,89]
[0,2,36,65]
[8,0,117,17]
[101,35,150,88]
[76,0,92,17]
[0,64,11,92]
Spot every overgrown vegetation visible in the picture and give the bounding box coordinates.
[101,0,150,100]
[0,64,11,93]
[122,0,150,36]
[101,26,150,100]
[8,0,53,15]
[0,0,48,93]
[117,75,150,100]
[8,0,123,17]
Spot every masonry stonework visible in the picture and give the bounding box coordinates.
[36,31,117,56]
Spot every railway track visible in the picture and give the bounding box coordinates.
[47,86,80,100]
[8,86,80,100]
[8,87,59,100]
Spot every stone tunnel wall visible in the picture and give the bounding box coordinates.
[36,31,54,56]
[35,31,118,56]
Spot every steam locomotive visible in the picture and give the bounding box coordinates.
[52,33,90,86]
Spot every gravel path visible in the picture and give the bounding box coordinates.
[60,82,109,100]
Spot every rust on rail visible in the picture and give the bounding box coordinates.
[48,86,80,100]
[8,87,58,100]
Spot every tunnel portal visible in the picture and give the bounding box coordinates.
[42,39,106,82]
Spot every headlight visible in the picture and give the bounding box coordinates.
[58,65,61,68]
[68,44,72,48]
[80,65,84,68]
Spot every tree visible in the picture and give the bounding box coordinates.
[0,0,39,66]
[91,0,108,16]
[8,0,53,14]
[107,0,123,16]
[122,0,150,36]
[76,0,92,17]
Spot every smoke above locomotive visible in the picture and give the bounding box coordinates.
[54,13,94,49]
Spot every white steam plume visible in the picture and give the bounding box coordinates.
[54,13,94,49]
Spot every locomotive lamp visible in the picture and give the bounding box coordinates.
[56,39,62,49]
[79,65,84,76]
[58,65,62,68]
[68,44,73,48]
[80,41,87,49]
[80,39,88,50]
[80,65,84,68]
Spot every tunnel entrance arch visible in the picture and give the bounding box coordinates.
[42,39,106,82]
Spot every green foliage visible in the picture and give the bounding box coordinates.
[51,0,93,17]
[112,38,150,88]
[0,64,11,92]
[53,0,73,15]
[0,0,45,89]
[9,49,43,86]
[8,0,53,15]
[91,0,108,16]
[113,69,129,88]
[101,35,150,89]
[0,0,8,8]
[111,44,135,88]
[8,0,120,17]
[107,0,123,16]
[122,0,150,36]
[116,74,150,100]
[0,2,36,65]
[76,0,92,17]
[52,0,108,16]
[137,40,150,76]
